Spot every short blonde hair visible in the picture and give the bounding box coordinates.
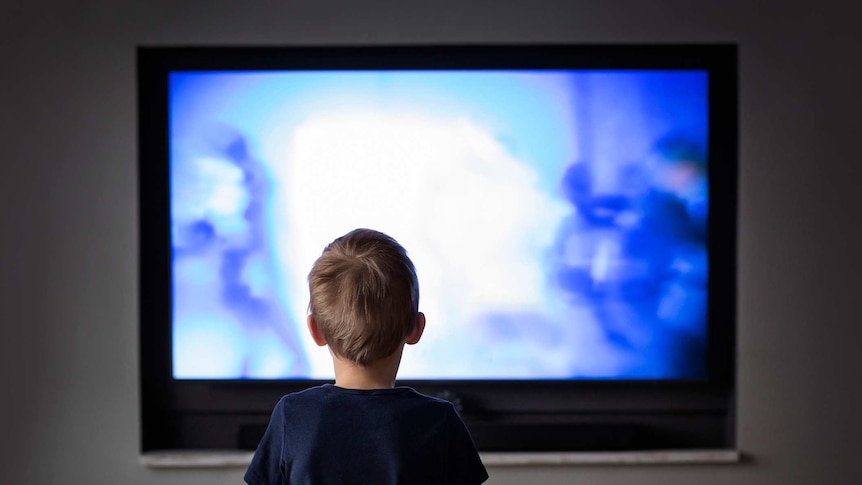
[308,229,420,365]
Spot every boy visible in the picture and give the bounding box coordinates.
[245,228,489,485]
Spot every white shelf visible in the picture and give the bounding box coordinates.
[480,449,741,466]
[140,450,255,468]
[140,449,741,468]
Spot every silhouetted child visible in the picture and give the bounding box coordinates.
[245,228,488,485]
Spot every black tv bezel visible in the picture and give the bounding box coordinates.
[139,44,737,452]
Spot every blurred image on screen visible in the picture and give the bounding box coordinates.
[168,70,709,380]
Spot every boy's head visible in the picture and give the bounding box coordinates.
[307,228,422,366]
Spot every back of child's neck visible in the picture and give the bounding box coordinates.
[332,352,402,390]
[334,375,395,390]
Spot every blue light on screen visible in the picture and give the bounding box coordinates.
[168,69,709,380]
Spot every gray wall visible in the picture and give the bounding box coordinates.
[2,1,860,484]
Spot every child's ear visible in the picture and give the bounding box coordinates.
[307,315,328,347]
[405,312,426,345]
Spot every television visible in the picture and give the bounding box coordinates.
[139,44,737,452]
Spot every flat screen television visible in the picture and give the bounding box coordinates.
[139,44,737,452]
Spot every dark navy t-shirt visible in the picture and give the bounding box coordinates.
[245,384,488,485]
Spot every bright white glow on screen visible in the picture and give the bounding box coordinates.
[268,112,568,377]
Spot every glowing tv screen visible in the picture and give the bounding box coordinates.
[169,68,710,380]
